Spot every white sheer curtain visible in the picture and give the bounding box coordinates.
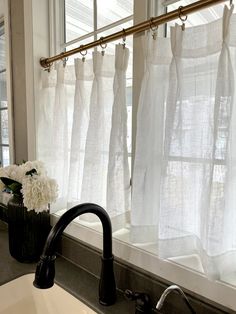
[37,64,75,211]
[106,45,130,223]
[131,36,171,241]
[67,58,93,209]
[131,5,236,279]
[37,45,130,223]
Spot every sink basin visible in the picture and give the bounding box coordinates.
[0,274,97,314]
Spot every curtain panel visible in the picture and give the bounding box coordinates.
[37,5,236,281]
[37,45,130,229]
[131,5,236,280]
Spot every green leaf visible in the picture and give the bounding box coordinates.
[0,177,22,195]
[25,168,37,176]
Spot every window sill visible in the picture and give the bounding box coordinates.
[52,210,236,311]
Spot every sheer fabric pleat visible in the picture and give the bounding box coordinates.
[107,45,130,224]
[37,64,75,212]
[79,52,115,221]
[37,68,56,173]
[131,6,236,279]
[131,36,172,241]
[67,59,93,209]
[80,48,130,224]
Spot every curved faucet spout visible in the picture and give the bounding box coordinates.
[156,285,196,314]
[33,203,116,306]
[42,203,113,258]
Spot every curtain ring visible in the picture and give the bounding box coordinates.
[178,6,187,22]
[99,37,107,56]
[178,6,187,31]
[149,17,158,40]
[79,45,87,62]
[149,17,158,32]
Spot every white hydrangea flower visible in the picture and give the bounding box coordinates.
[0,160,58,212]
[1,164,23,182]
[20,161,46,176]
[0,167,8,190]
[0,166,8,177]
[0,167,5,191]
[22,174,58,213]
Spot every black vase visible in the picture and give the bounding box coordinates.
[7,195,51,263]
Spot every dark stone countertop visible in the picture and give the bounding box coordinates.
[0,221,135,314]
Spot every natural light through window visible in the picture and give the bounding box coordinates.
[0,21,9,167]
[64,0,133,170]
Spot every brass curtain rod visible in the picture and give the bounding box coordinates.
[40,0,228,68]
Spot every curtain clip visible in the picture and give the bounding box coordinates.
[99,37,107,56]
[178,6,188,31]
[60,52,68,67]
[122,28,126,49]
[44,65,52,73]
[43,62,53,73]
[79,45,87,62]
[63,57,68,67]
[150,17,158,40]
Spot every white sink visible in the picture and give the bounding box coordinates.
[0,274,97,314]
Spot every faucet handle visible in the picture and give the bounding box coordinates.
[124,289,152,313]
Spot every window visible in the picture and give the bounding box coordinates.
[0,20,10,167]
[64,0,133,42]
[161,0,236,276]
[48,1,236,310]
[62,0,133,169]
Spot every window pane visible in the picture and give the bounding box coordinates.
[97,0,133,29]
[65,0,93,42]
[0,71,7,106]
[2,146,9,167]
[0,22,5,71]
[0,109,8,145]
